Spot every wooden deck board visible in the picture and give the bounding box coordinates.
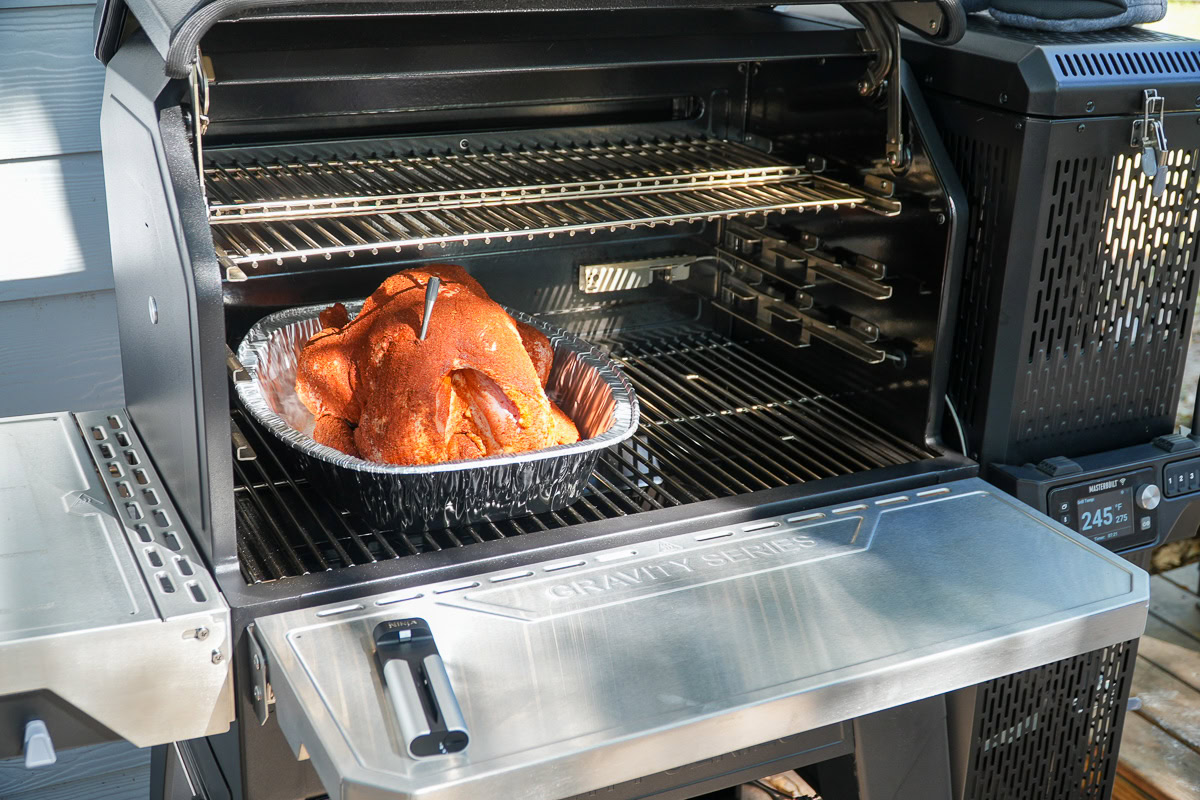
[1118,563,1200,800]
[1114,773,1159,800]
[1117,714,1200,800]
[1131,658,1200,753]
[1147,574,1200,643]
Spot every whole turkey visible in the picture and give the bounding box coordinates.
[295,264,579,465]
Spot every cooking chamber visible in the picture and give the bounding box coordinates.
[186,10,962,587]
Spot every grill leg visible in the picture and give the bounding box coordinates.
[151,740,231,800]
[151,743,198,800]
[853,695,953,800]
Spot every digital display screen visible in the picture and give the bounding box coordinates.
[1075,488,1134,540]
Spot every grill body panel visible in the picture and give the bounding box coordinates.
[951,640,1138,800]
[911,31,1200,471]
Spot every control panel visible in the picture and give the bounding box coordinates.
[1046,468,1157,552]
[990,434,1200,559]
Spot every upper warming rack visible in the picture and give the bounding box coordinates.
[204,138,881,271]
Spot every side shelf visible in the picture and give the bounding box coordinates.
[0,410,232,757]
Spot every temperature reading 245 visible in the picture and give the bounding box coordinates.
[1080,502,1128,532]
[1075,486,1135,538]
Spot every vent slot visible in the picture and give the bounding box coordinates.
[1050,46,1200,81]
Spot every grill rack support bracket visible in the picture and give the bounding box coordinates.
[248,623,275,725]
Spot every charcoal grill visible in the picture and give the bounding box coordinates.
[1,5,1193,800]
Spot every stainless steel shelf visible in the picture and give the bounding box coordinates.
[205,139,876,269]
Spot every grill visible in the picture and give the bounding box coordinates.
[84,7,1167,800]
[233,322,930,583]
[206,138,876,271]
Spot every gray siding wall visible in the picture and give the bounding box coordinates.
[0,0,123,417]
[0,2,141,797]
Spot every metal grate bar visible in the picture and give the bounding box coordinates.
[205,138,875,268]
[233,322,933,584]
[208,140,802,219]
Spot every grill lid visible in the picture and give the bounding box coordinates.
[93,0,964,77]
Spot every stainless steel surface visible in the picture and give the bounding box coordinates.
[253,478,1148,800]
[421,655,468,748]
[714,224,894,362]
[248,624,275,725]
[793,298,893,365]
[204,138,881,269]
[77,409,225,620]
[232,322,931,584]
[383,660,432,754]
[799,232,892,300]
[235,300,638,531]
[1132,88,1169,197]
[578,256,693,294]
[417,277,441,341]
[0,411,233,747]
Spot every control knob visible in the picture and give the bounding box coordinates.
[1135,484,1161,511]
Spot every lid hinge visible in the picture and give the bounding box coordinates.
[188,47,213,201]
[847,4,909,173]
[1132,88,1168,198]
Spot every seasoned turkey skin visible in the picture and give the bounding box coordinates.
[295,264,579,465]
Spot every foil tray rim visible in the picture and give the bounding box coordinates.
[234,299,640,476]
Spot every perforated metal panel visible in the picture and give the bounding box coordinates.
[925,91,1200,467]
[964,640,1136,800]
[914,19,1200,468]
[1019,149,1200,447]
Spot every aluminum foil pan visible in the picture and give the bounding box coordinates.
[234,300,638,531]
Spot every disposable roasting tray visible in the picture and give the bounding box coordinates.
[235,301,638,531]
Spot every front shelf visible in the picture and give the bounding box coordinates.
[205,138,889,271]
[252,478,1147,800]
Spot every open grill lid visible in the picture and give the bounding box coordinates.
[93,0,965,77]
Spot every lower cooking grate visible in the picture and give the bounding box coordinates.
[233,323,932,584]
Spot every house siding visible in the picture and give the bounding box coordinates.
[0,0,121,417]
[0,1,136,796]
